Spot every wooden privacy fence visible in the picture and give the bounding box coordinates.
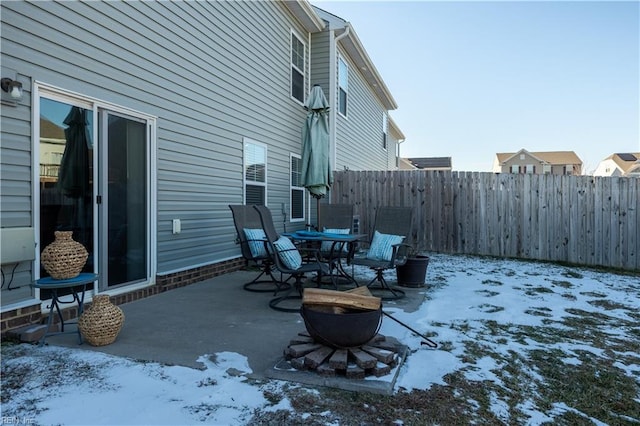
[330,170,639,271]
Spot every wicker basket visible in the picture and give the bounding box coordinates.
[78,295,125,346]
[41,231,88,279]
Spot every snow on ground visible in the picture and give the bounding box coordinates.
[2,254,639,425]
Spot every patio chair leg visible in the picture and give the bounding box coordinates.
[366,269,405,301]
[269,276,305,312]
[243,264,291,294]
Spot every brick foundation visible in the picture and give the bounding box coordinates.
[1,257,246,339]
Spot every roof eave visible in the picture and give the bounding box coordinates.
[282,0,325,33]
[337,25,398,110]
[388,116,405,141]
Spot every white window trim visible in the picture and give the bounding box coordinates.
[243,137,267,205]
[290,153,305,222]
[290,30,307,106]
[338,55,348,118]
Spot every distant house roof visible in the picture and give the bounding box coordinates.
[407,157,452,170]
[398,157,416,170]
[608,153,640,174]
[496,150,582,165]
[40,117,65,141]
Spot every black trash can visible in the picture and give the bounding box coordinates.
[396,255,429,287]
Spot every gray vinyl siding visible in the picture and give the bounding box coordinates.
[1,15,34,304]
[310,30,331,91]
[334,51,388,171]
[1,0,311,286]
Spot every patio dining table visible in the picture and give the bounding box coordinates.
[284,230,366,288]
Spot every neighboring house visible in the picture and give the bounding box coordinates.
[398,158,417,170]
[626,162,640,177]
[388,116,406,170]
[406,157,452,171]
[492,149,583,175]
[0,1,403,332]
[593,153,640,177]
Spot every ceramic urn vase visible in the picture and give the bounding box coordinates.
[78,295,125,346]
[40,231,88,279]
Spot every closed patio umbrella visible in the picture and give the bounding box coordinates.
[58,107,90,198]
[301,84,332,225]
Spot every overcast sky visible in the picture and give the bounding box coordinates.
[312,1,640,173]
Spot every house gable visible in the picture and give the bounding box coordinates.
[594,152,640,176]
[495,149,582,175]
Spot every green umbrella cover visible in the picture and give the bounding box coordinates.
[301,85,332,198]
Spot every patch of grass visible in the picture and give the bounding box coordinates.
[477,304,504,313]
[525,307,554,318]
[437,341,454,352]
[530,349,640,423]
[580,291,607,298]
[550,280,573,288]
[252,383,484,425]
[475,289,500,297]
[562,270,584,279]
[525,286,555,296]
[587,299,630,311]
[482,279,503,286]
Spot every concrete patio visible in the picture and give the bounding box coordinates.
[40,268,429,394]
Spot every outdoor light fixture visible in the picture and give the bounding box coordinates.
[1,78,23,99]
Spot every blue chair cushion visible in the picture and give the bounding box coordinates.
[273,236,302,270]
[366,230,404,262]
[321,228,350,253]
[243,228,267,258]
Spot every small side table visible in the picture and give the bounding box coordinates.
[32,273,98,345]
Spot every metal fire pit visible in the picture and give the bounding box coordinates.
[300,305,382,348]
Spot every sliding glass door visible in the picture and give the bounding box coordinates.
[99,110,148,288]
[38,90,152,294]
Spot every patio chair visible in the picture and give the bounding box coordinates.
[253,205,329,312]
[228,204,289,294]
[351,206,413,300]
[316,204,355,286]
[317,203,354,232]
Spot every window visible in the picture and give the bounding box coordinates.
[244,139,266,205]
[510,165,520,174]
[291,32,305,103]
[382,112,388,150]
[543,164,552,174]
[290,154,304,221]
[338,56,348,117]
[564,164,573,175]
[525,164,535,174]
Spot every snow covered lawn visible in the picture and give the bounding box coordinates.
[2,254,639,425]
